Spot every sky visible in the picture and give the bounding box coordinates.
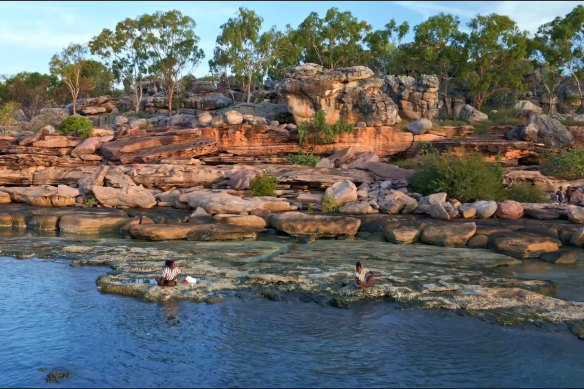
[0,1,583,78]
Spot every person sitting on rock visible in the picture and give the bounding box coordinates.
[355,261,375,289]
[155,260,182,288]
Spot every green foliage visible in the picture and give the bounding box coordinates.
[285,151,321,166]
[542,148,584,180]
[79,59,115,98]
[505,183,550,203]
[0,102,21,125]
[472,108,524,136]
[391,158,418,169]
[249,171,279,197]
[300,8,371,69]
[210,7,278,103]
[306,203,314,214]
[461,14,532,110]
[321,194,340,213]
[409,151,507,202]
[58,116,93,139]
[364,18,409,75]
[298,109,353,148]
[82,196,99,208]
[0,72,57,116]
[417,141,438,156]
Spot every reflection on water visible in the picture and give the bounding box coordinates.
[1,256,584,388]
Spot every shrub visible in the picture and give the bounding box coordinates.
[321,194,340,213]
[298,109,353,148]
[409,151,507,203]
[505,183,551,203]
[248,171,278,197]
[82,196,99,208]
[541,148,584,180]
[59,116,93,139]
[0,102,21,125]
[285,152,321,167]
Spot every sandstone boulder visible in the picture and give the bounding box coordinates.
[129,223,261,241]
[92,185,156,209]
[472,200,498,219]
[366,162,414,181]
[421,222,477,247]
[428,202,450,221]
[514,100,542,114]
[494,233,561,258]
[1,185,79,207]
[520,114,573,148]
[540,250,579,264]
[405,119,433,135]
[59,213,129,235]
[420,192,447,205]
[383,224,423,244]
[269,211,361,238]
[460,104,488,123]
[347,152,379,169]
[324,180,358,204]
[495,200,524,219]
[0,191,11,204]
[339,201,378,214]
[214,214,267,228]
[378,190,418,214]
[228,167,261,190]
[385,74,441,120]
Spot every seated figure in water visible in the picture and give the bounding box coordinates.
[155,260,182,288]
[355,261,375,288]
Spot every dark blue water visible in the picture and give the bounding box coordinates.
[1,256,584,388]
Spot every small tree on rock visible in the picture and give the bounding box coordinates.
[49,43,88,115]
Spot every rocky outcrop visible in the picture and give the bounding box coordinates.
[385,74,442,120]
[128,223,262,241]
[278,63,400,126]
[493,233,561,258]
[1,185,79,207]
[70,96,118,116]
[92,185,157,209]
[420,222,477,247]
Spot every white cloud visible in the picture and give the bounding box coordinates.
[394,1,478,19]
[395,1,584,34]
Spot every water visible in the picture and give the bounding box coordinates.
[1,256,584,388]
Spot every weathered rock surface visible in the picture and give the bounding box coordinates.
[59,213,129,234]
[495,200,524,219]
[324,180,357,204]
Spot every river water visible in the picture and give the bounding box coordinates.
[1,256,584,388]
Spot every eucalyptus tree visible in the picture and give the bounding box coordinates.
[211,7,280,103]
[89,17,149,112]
[408,13,467,116]
[364,18,410,76]
[462,13,532,110]
[535,5,584,113]
[294,7,371,69]
[138,10,204,113]
[49,43,88,115]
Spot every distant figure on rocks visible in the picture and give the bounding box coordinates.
[155,260,182,288]
[555,186,564,204]
[355,261,375,289]
[565,186,573,204]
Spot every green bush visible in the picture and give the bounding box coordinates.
[248,171,278,197]
[285,152,321,167]
[321,194,340,213]
[59,116,93,139]
[298,109,353,147]
[0,102,20,126]
[505,183,551,203]
[409,151,507,202]
[82,196,99,208]
[472,108,524,137]
[541,148,584,180]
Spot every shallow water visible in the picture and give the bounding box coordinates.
[1,256,584,388]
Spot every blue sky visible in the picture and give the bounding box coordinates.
[0,1,582,78]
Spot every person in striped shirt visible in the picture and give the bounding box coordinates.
[155,260,182,288]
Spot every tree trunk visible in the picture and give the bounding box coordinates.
[72,89,79,116]
[443,77,452,117]
[168,86,174,115]
[247,70,252,104]
[134,82,143,113]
